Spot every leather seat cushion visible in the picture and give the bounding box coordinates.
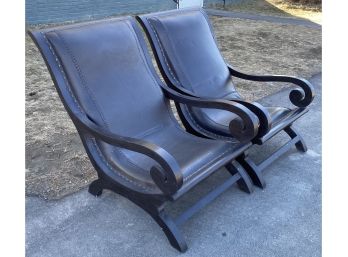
[99,125,249,191]
[189,106,292,137]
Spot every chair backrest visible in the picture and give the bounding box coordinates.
[30,17,174,138]
[138,8,240,99]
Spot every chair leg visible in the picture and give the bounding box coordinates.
[225,161,254,194]
[151,210,188,252]
[89,178,187,252]
[237,154,266,189]
[88,179,104,197]
[284,126,308,152]
[229,126,306,190]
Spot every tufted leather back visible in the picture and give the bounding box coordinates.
[44,18,172,138]
[140,8,240,99]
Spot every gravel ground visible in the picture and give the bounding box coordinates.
[25,15,321,199]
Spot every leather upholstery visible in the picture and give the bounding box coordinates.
[189,106,292,137]
[37,17,250,195]
[266,107,292,125]
[138,9,293,140]
[141,9,240,99]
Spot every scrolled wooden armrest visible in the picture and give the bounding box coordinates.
[228,64,315,108]
[159,83,260,142]
[70,109,183,196]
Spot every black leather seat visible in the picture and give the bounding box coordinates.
[101,125,250,196]
[29,16,260,252]
[137,8,314,188]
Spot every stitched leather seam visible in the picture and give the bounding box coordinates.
[51,28,160,181]
[145,14,237,142]
[149,17,194,90]
[118,21,237,172]
[134,124,164,138]
[146,19,234,141]
[146,18,181,85]
[43,21,235,190]
[125,20,184,128]
[184,146,233,182]
[42,32,152,191]
[145,9,218,90]
[121,21,186,178]
[52,31,111,130]
[126,21,164,91]
[111,148,150,173]
[92,140,152,191]
[42,33,84,114]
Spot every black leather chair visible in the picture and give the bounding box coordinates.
[29,17,261,252]
[137,8,315,188]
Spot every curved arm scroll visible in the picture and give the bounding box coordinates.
[159,83,260,142]
[228,65,315,108]
[71,110,183,196]
[231,100,272,138]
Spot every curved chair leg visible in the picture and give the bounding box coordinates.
[151,211,188,252]
[89,178,187,252]
[284,126,308,152]
[88,179,104,197]
[226,161,254,194]
[237,155,266,189]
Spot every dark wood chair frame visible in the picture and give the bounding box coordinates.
[28,17,263,252]
[137,8,315,188]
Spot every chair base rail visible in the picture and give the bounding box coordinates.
[174,161,253,227]
[238,125,307,189]
[88,160,252,252]
[87,125,307,251]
